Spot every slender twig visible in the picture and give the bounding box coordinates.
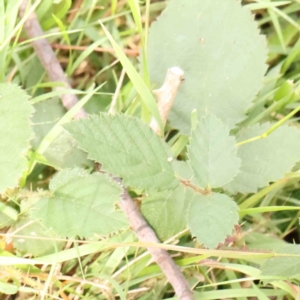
[19,0,87,120]
[115,179,194,300]
[146,67,194,299]
[19,2,193,299]
[150,66,184,135]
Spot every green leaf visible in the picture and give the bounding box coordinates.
[0,281,18,295]
[0,202,18,228]
[31,169,128,238]
[0,84,34,193]
[141,185,194,241]
[31,97,91,169]
[43,130,92,169]
[187,114,240,188]
[245,232,286,252]
[12,216,64,257]
[225,123,300,194]
[0,210,16,228]
[187,193,239,249]
[64,114,179,192]
[171,160,194,181]
[261,244,300,278]
[49,167,88,191]
[147,0,267,134]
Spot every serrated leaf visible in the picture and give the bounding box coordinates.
[147,0,267,134]
[49,167,88,191]
[31,169,128,238]
[12,216,64,257]
[225,124,300,194]
[0,84,34,193]
[187,114,240,188]
[32,97,91,169]
[44,130,92,169]
[141,185,194,241]
[187,193,239,249]
[64,113,179,192]
[261,244,300,278]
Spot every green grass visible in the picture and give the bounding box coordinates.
[2,0,300,299]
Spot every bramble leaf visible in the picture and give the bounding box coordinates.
[12,216,64,257]
[147,0,267,134]
[187,114,240,188]
[49,167,88,190]
[0,202,18,228]
[141,185,194,241]
[0,84,34,193]
[225,124,300,194]
[261,244,300,278]
[64,113,179,192]
[32,98,91,169]
[187,193,239,249]
[31,168,128,238]
[171,160,194,181]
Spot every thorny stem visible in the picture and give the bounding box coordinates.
[19,2,194,299]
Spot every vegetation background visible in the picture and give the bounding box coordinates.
[2,0,300,299]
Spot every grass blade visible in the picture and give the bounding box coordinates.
[99,20,163,135]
